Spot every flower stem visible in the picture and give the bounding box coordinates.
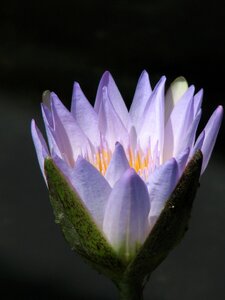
[118,280,143,300]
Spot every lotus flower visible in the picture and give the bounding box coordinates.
[31,71,223,261]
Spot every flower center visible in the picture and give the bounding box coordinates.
[90,145,151,180]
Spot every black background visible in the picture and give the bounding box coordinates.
[0,1,225,299]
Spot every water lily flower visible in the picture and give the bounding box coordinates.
[31,71,223,262]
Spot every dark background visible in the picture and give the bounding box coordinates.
[0,0,225,299]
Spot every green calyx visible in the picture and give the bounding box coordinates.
[44,150,202,289]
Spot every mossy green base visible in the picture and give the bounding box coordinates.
[44,151,202,299]
[45,158,126,282]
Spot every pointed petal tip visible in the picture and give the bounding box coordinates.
[73,81,80,89]
[103,70,110,75]
[217,105,224,122]
[200,104,223,174]
[168,157,178,167]
[115,141,123,149]
[31,118,50,184]
[140,69,149,78]
[75,155,87,165]
[123,167,139,179]
[115,141,121,146]
[72,81,83,101]
[160,75,166,82]
[75,156,100,174]
[151,75,166,94]
[49,92,60,106]
[217,105,224,115]
[189,84,195,92]
[198,88,204,94]
[101,70,111,82]
[31,119,43,138]
[154,75,166,90]
[31,119,37,135]
[105,142,130,187]
[31,118,35,127]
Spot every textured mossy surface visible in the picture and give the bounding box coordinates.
[44,159,126,281]
[44,151,202,289]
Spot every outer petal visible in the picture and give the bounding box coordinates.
[200,106,223,173]
[31,120,49,183]
[52,153,73,181]
[95,71,129,127]
[53,155,112,228]
[175,147,190,177]
[163,85,195,161]
[51,92,90,165]
[105,142,130,187]
[129,70,152,131]
[175,109,202,157]
[41,103,61,158]
[148,158,179,228]
[42,90,54,127]
[190,130,205,158]
[165,76,188,123]
[139,76,166,156]
[71,82,100,145]
[103,168,150,258]
[98,86,128,149]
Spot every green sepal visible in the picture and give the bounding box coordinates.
[122,150,203,286]
[44,158,126,281]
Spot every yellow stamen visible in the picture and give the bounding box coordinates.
[90,145,151,179]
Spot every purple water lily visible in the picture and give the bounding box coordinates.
[31,71,223,259]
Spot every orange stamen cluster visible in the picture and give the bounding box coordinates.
[90,145,151,179]
[127,146,151,174]
[92,148,112,175]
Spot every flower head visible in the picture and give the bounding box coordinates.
[31,71,223,261]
